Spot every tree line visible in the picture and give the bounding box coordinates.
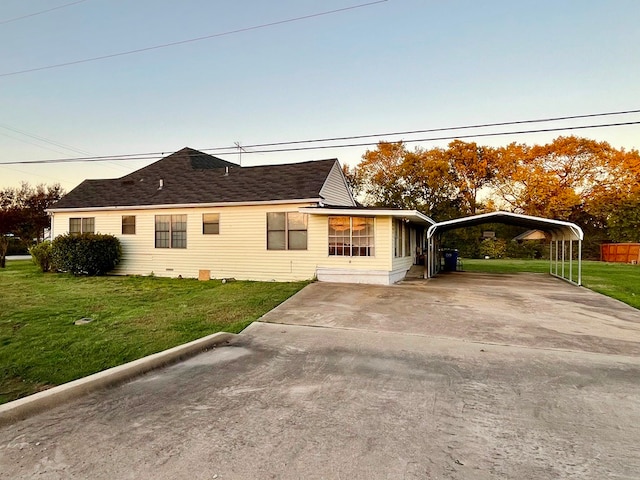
[344,135,640,255]
[0,183,64,267]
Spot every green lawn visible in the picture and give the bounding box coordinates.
[463,258,640,310]
[0,260,307,404]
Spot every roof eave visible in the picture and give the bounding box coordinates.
[299,206,435,226]
[48,198,323,213]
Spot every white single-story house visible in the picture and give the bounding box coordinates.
[50,148,434,284]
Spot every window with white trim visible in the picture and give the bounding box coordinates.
[267,212,308,250]
[69,217,94,234]
[155,214,187,248]
[328,216,374,256]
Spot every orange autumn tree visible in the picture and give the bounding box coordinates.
[493,136,615,220]
[445,140,499,215]
[588,146,640,242]
[356,141,409,208]
[354,141,457,216]
[402,147,457,216]
[352,136,639,247]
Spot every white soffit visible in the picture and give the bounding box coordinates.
[299,207,435,226]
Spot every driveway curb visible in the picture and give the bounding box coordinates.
[0,331,235,426]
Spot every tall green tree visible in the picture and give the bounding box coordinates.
[0,201,19,268]
[0,183,64,267]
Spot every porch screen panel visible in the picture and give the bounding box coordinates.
[329,216,350,256]
[329,216,374,256]
[352,217,374,256]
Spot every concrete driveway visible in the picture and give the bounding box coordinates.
[1,273,640,479]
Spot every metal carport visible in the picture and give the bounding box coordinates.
[426,211,584,285]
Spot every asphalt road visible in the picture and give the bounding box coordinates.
[1,273,639,479]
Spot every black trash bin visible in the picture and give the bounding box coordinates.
[442,249,459,272]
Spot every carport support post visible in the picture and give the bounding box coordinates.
[569,239,573,283]
[562,236,565,279]
[578,239,582,286]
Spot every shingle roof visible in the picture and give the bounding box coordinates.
[53,147,339,209]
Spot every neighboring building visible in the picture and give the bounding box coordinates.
[50,148,434,284]
[512,229,549,241]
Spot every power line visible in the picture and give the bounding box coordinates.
[0,123,130,173]
[0,109,640,161]
[0,163,65,183]
[2,119,638,165]
[200,108,640,152]
[0,131,74,157]
[1,108,637,164]
[0,1,388,78]
[0,123,91,156]
[0,0,90,26]
[226,120,640,154]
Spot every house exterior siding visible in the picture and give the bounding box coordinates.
[319,162,356,206]
[50,207,405,283]
[52,203,318,281]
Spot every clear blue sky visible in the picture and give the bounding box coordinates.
[1,0,639,191]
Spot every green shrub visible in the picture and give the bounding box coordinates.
[29,241,53,272]
[479,238,507,259]
[51,233,121,275]
[505,240,547,259]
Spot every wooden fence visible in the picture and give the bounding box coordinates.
[600,243,640,264]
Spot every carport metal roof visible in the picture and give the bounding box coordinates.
[426,211,583,241]
[425,211,584,285]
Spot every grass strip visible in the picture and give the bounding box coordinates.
[0,260,307,403]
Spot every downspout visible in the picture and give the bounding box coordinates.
[49,211,55,240]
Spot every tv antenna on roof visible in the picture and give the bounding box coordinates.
[234,141,247,166]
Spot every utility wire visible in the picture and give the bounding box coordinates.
[0,123,91,156]
[0,0,90,26]
[0,0,387,77]
[217,120,640,155]
[199,108,640,152]
[0,131,75,157]
[0,123,130,172]
[0,163,65,183]
[2,119,639,165]
[1,108,637,164]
